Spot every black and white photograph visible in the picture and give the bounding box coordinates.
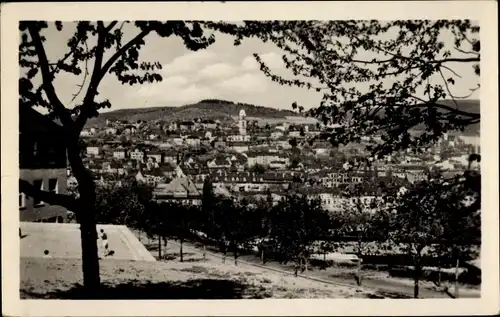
[1,1,498,316]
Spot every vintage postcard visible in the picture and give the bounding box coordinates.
[1,1,498,316]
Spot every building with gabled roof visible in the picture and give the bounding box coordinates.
[153,173,202,206]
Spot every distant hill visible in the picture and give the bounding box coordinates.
[86,98,480,135]
[87,99,298,126]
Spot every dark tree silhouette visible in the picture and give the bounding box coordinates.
[388,170,480,298]
[18,20,251,293]
[269,195,331,274]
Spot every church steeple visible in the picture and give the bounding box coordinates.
[238,109,247,136]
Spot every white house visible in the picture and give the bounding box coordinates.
[113,149,126,160]
[130,149,145,161]
[246,151,280,167]
[186,136,201,147]
[269,159,289,170]
[229,142,249,153]
[171,135,184,146]
[86,146,100,156]
[227,134,251,142]
[146,151,163,164]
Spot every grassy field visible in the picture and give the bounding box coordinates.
[20,250,374,299]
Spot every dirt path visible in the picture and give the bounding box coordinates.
[134,231,480,299]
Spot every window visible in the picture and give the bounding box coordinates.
[19,192,26,209]
[33,179,44,206]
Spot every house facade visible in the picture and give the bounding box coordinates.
[19,107,69,222]
[130,149,145,161]
[86,146,100,156]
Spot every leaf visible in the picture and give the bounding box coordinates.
[27,68,38,79]
[55,21,63,31]
[472,40,480,52]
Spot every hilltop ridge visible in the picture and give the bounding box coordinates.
[87,99,299,126]
[85,98,480,135]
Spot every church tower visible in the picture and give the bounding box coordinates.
[238,109,247,135]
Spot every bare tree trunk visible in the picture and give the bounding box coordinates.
[164,236,168,257]
[437,256,442,286]
[203,244,206,260]
[356,238,363,286]
[79,202,100,294]
[179,237,184,262]
[180,218,184,262]
[69,142,100,296]
[261,247,265,264]
[357,258,362,286]
[454,256,460,299]
[158,235,162,259]
[234,244,238,266]
[414,255,421,298]
[294,258,299,277]
[304,257,308,273]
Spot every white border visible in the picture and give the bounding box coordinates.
[2,1,499,316]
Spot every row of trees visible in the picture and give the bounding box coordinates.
[94,167,480,298]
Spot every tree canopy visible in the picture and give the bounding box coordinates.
[204,20,480,157]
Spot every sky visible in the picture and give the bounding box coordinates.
[30,21,480,114]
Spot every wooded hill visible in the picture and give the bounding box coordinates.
[87,99,298,126]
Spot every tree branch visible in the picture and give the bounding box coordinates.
[440,65,462,79]
[105,21,118,33]
[437,57,480,63]
[71,41,90,102]
[27,24,74,130]
[409,95,480,118]
[448,85,480,99]
[351,56,479,65]
[99,29,150,82]
[454,47,480,56]
[438,68,460,109]
[74,27,150,133]
[20,179,77,212]
[74,22,108,133]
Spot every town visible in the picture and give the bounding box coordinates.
[72,103,480,211]
[15,17,485,305]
